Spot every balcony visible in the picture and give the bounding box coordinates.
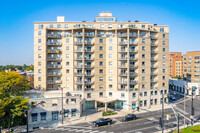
[84,57,94,61]
[118,73,127,76]
[151,50,158,54]
[47,80,62,84]
[47,42,62,46]
[119,81,128,84]
[85,42,95,45]
[75,57,83,60]
[47,65,62,69]
[84,49,94,53]
[47,49,61,54]
[151,72,158,75]
[119,49,127,52]
[129,49,138,53]
[47,88,59,90]
[85,73,94,76]
[117,33,127,37]
[119,57,128,60]
[84,65,94,69]
[129,80,137,84]
[97,34,104,37]
[118,65,128,68]
[75,80,83,84]
[85,88,94,91]
[74,41,83,45]
[151,43,158,47]
[129,65,138,69]
[151,79,158,82]
[129,33,138,37]
[85,33,95,37]
[129,42,138,46]
[151,57,158,61]
[47,34,62,38]
[47,72,62,76]
[129,57,138,61]
[74,34,83,37]
[75,88,82,91]
[74,65,83,68]
[150,36,158,39]
[129,73,138,77]
[85,81,95,84]
[106,34,116,37]
[140,35,150,38]
[151,65,158,68]
[64,34,72,37]
[118,88,127,91]
[74,73,83,76]
[119,41,128,45]
[74,49,83,52]
[47,57,62,61]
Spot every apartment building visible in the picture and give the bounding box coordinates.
[169,52,183,77]
[34,12,169,110]
[183,51,200,82]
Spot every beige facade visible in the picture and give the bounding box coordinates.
[183,51,200,83]
[169,52,183,77]
[34,12,169,110]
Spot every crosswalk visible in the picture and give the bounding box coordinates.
[49,127,114,133]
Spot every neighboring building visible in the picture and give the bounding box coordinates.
[34,12,169,110]
[169,78,200,96]
[25,90,82,129]
[169,52,183,77]
[183,51,200,83]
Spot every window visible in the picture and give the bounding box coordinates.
[109,54,113,58]
[132,93,136,98]
[109,84,112,88]
[99,54,103,58]
[57,24,61,28]
[142,76,145,81]
[163,41,166,45]
[109,46,112,50]
[151,91,153,95]
[163,62,166,66]
[142,54,145,58]
[66,62,69,66]
[163,55,166,59]
[99,46,103,51]
[142,61,145,66]
[155,91,157,95]
[99,77,103,81]
[38,46,41,50]
[38,77,41,81]
[38,39,41,43]
[163,34,166,38]
[142,69,145,74]
[109,39,112,43]
[100,24,104,29]
[38,62,41,66]
[66,77,70,81]
[87,93,91,98]
[108,69,113,73]
[164,90,167,94]
[163,69,166,73]
[40,112,46,121]
[38,69,41,74]
[99,69,103,74]
[142,25,145,29]
[140,92,143,97]
[66,54,69,58]
[99,39,103,43]
[109,77,113,81]
[142,46,145,51]
[66,46,69,50]
[99,92,103,97]
[66,39,69,43]
[142,39,145,43]
[163,83,165,87]
[52,111,58,121]
[66,69,69,73]
[99,84,103,89]
[31,113,38,122]
[162,76,165,80]
[142,84,145,89]
[38,31,41,35]
[108,24,112,29]
[109,92,112,97]
[99,61,103,66]
[38,24,43,29]
[38,54,41,58]
[160,28,164,32]
[109,61,112,66]
[121,93,125,98]
[65,24,69,28]
[163,48,166,52]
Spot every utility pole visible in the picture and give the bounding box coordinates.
[137,83,140,112]
[184,84,186,128]
[61,87,64,124]
[25,110,29,133]
[178,113,180,133]
[191,90,194,125]
[162,92,164,133]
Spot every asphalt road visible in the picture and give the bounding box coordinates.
[32,90,197,133]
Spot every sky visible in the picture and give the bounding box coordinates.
[0,0,200,65]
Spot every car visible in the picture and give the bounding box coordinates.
[92,118,112,127]
[170,95,176,100]
[122,114,137,121]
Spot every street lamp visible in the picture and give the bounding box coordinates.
[59,87,65,124]
[24,101,45,133]
[191,86,196,125]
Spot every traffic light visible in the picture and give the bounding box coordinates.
[159,117,163,128]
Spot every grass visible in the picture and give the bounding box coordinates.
[173,125,200,133]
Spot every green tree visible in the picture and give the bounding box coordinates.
[26,65,34,71]
[0,71,30,128]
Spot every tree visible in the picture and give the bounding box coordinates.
[26,65,34,71]
[0,71,30,128]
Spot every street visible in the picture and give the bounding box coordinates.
[32,90,199,133]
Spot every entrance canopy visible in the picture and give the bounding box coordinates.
[95,98,118,104]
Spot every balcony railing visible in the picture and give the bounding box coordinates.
[85,42,95,45]
[150,36,158,39]
[97,34,104,37]
[151,65,158,68]
[119,81,128,84]
[151,87,158,90]
[47,49,61,54]
[85,33,95,37]
[129,49,137,52]
[47,72,62,76]
[118,65,127,68]
[74,41,83,45]
[47,80,62,84]
[74,49,83,52]
[85,88,94,91]
[47,42,62,46]
[129,65,138,68]
[119,41,128,45]
[85,73,94,76]
[75,88,82,91]
[151,79,158,82]
[74,34,83,37]
[47,34,62,38]
[117,33,127,37]
[84,65,94,69]
[47,65,62,68]
[46,57,62,61]
[84,49,94,52]
[119,49,127,52]
[74,73,83,76]
[151,58,158,61]
[84,57,94,60]
[74,65,83,68]
[129,73,138,76]
[129,57,137,60]
[75,81,83,84]
[129,80,137,84]
[85,81,95,84]
[75,57,83,60]
[64,34,72,37]
[151,43,158,46]
[119,57,128,60]
[129,42,138,45]
[151,72,158,75]
[151,50,158,54]
[118,88,127,91]
[47,88,59,90]
[118,73,127,76]
[129,33,138,37]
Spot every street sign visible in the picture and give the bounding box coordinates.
[166,114,170,120]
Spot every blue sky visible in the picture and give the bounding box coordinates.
[0,0,200,65]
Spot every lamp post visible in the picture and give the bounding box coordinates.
[59,87,65,124]
[191,86,196,126]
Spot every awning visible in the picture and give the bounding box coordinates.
[71,109,77,112]
[95,98,118,104]
[64,109,69,113]
[52,111,59,114]
[31,113,37,116]
[40,112,46,115]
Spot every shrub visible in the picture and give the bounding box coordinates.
[102,110,117,116]
[191,125,200,132]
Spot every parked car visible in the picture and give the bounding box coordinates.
[122,114,137,121]
[170,95,176,100]
[92,118,112,127]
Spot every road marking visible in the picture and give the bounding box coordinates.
[68,129,78,131]
[58,125,92,129]
[82,130,92,132]
[123,125,156,133]
[174,106,189,114]
[76,129,85,132]
[89,131,99,133]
